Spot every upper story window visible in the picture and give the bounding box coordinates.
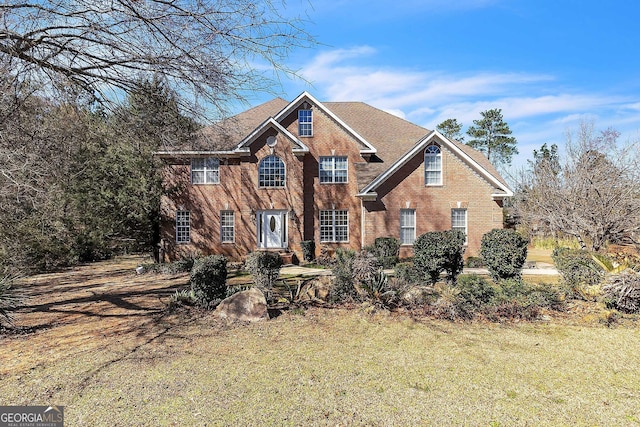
[424,144,442,186]
[259,155,285,187]
[319,156,348,183]
[191,158,219,184]
[298,109,313,137]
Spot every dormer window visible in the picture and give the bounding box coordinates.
[191,158,219,184]
[424,144,442,185]
[298,109,312,137]
[259,155,286,187]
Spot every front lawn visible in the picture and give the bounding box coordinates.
[1,256,639,426]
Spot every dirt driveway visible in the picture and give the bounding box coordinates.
[1,256,188,376]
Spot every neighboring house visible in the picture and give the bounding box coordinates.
[156,92,513,262]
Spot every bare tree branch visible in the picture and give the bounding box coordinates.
[0,0,314,118]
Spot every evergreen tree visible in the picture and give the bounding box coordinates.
[466,109,518,168]
[436,118,465,142]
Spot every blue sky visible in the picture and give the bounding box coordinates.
[245,0,640,173]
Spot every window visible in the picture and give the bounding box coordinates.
[451,208,467,243]
[319,156,348,183]
[220,211,235,243]
[400,209,416,245]
[259,155,285,187]
[320,210,348,242]
[424,145,442,185]
[176,211,190,243]
[191,158,219,184]
[298,109,312,137]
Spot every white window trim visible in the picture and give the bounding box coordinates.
[451,208,468,244]
[258,155,286,188]
[191,158,220,185]
[320,209,349,243]
[176,210,190,244]
[424,144,442,186]
[319,155,348,184]
[220,210,235,243]
[400,209,416,245]
[298,109,313,137]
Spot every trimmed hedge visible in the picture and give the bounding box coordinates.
[413,230,465,284]
[189,255,228,308]
[480,229,528,281]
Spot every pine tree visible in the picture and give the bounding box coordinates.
[466,109,518,168]
[436,118,464,142]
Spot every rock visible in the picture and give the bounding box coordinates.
[298,276,332,302]
[215,287,269,322]
[402,285,436,306]
[135,266,145,275]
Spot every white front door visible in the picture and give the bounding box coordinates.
[257,211,287,249]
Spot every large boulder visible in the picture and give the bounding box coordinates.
[297,276,332,302]
[215,287,269,322]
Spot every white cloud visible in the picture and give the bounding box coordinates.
[294,47,640,167]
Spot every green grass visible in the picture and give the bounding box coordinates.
[2,310,639,426]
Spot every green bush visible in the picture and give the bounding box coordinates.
[371,237,400,268]
[413,230,465,284]
[603,271,640,313]
[300,240,316,262]
[245,251,282,290]
[394,262,421,284]
[465,256,485,268]
[480,229,529,281]
[455,274,495,316]
[329,248,358,303]
[552,247,604,296]
[189,255,228,308]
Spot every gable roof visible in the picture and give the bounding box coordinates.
[357,130,513,199]
[155,92,512,197]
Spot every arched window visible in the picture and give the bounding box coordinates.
[259,155,286,187]
[424,144,442,185]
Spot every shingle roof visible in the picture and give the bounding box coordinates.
[180,95,510,194]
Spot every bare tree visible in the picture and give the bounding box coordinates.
[0,0,313,117]
[515,121,640,251]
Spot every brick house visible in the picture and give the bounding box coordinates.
[156,92,512,262]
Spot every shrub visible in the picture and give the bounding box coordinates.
[245,251,282,290]
[603,271,640,313]
[372,237,400,268]
[480,229,528,281]
[552,247,604,297]
[454,274,495,316]
[329,248,358,303]
[413,230,465,284]
[394,262,421,285]
[0,275,20,326]
[465,256,485,268]
[189,255,228,308]
[300,240,316,262]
